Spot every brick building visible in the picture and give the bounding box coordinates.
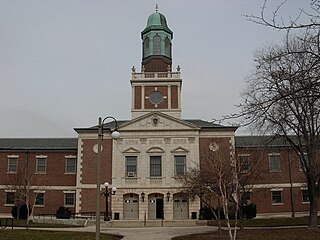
[0,10,315,219]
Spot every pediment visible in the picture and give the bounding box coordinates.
[171,146,189,153]
[122,147,141,154]
[147,147,165,153]
[118,112,199,132]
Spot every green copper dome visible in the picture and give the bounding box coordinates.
[141,11,173,38]
[147,12,168,28]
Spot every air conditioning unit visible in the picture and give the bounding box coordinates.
[127,172,135,177]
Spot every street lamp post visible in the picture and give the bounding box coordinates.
[103,182,117,221]
[95,116,120,240]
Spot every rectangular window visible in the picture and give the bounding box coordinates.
[125,156,137,177]
[35,193,45,206]
[239,155,250,173]
[302,189,310,203]
[271,191,283,204]
[64,193,75,206]
[65,157,76,174]
[150,156,162,177]
[36,158,47,173]
[7,157,18,173]
[269,154,281,172]
[5,192,15,205]
[174,155,186,176]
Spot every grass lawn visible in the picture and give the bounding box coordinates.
[0,230,122,240]
[173,228,320,240]
[208,216,320,227]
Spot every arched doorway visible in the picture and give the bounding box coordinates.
[123,193,139,219]
[148,193,164,219]
[173,193,189,219]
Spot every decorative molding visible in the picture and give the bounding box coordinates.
[146,146,165,153]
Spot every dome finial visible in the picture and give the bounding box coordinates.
[155,4,159,12]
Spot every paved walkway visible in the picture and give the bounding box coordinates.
[23,225,217,240]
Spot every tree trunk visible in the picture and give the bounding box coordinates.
[307,175,318,229]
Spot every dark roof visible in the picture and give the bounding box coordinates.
[0,138,78,150]
[74,119,236,132]
[184,119,233,128]
[235,136,293,147]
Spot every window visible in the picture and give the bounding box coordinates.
[153,35,161,55]
[174,155,186,176]
[271,191,283,204]
[35,193,45,206]
[7,157,18,173]
[239,155,250,173]
[165,37,171,57]
[36,157,47,173]
[143,37,149,57]
[5,192,15,205]
[150,156,161,177]
[302,189,310,203]
[64,193,75,206]
[65,157,76,174]
[126,156,137,177]
[269,154,281,172]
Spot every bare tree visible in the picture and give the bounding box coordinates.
[5,168,44,227]
[246,0,320,31]
[180,141,239,240]
[234,31,320,228]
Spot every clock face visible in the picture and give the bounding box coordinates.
[149,91,163,104]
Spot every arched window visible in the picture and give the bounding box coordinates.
[143,37,149,58]
[165,37,171,57]
[153,35,161,55]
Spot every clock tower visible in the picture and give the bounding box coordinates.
[131,9,182,119]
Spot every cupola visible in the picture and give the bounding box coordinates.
[141,8,173,72]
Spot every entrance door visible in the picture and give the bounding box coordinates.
[123,194,139,219]
[148,194,164,219]
[156,198,164,219]
[173,195,189,219]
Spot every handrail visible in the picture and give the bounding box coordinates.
[132,72,181,79]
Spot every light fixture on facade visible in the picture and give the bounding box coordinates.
[141,192,145,202]
[166,192,170,202]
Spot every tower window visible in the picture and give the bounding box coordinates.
[143,37,149,58]
[153,35,161,55]
[165,37,171,57]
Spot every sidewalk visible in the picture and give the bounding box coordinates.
[21,225,217,240]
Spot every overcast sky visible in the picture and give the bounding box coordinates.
[0,0,311,137]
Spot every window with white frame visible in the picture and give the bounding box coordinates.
[269,154,281,172]
[299,153,307,172]
[150,156,162,177]
[36,157,47,173]
[301,189,310,203]
[5,192,15,205]
[35,192,45,206]
[7,157,18,173]
[64,192,75,206]
[125,156,137,177]
[239,155,250,173]
[174,155,186,176]
[65,157,76,174]
[271,190,283,204]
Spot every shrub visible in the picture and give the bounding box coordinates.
[11,204,32,219]
[242,203,257,219]
[56,206,71,219]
